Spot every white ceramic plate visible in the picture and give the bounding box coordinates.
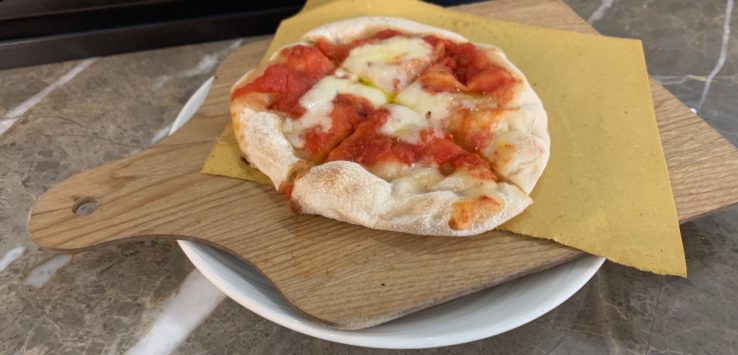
[172,78,604,349]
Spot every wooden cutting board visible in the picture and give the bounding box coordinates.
[27,0,738,330]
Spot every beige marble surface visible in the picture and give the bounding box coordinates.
[1,1,737,353]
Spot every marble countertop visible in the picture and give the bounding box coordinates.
[1,0,737,353]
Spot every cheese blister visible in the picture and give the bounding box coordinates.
[395,82,455,126]
[342,37,434,94]
[380,105,434,144]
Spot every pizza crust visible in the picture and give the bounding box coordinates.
[291,161,531,236]
[230,17,549,236]
[473,45,550,194]
[232,106,302,188]
[303,16,468,44]
[230,68,310,188]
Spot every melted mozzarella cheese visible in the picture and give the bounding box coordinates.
[333,68,358,81]
[390,166,445,192]
[434,170,496,194]
[370,161,445,189]
[395,82,455,126]
[342,37,433,94]
[459,94,494,111]
[380,105,434,144]
[284,75,387,148]
[370,161,411,181]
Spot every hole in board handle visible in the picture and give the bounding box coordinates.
[72,197,98,216]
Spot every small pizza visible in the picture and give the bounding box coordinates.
[230,17,549,236]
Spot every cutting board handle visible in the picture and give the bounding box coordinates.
[26,41,253,253]
[27,113,224,252]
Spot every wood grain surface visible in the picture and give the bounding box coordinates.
[27,0,738,329]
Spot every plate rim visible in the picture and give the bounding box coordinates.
[171,77,605,349]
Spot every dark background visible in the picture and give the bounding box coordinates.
[0,0,479,69]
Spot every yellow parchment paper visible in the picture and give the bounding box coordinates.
[202,0,686,276]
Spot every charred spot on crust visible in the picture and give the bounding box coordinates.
[440,162,454,175]
[449,196,503,230]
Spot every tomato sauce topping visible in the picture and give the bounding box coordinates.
[314,29,404,63]
[449,195,502,230]
[315,31,517,101]
[232,32,518,178]
[301,94,376,162]
[418,65,465,93]
[449,109,504,153]
[231,45,335,118]
[423,35,517,103]
[327,109,497,180]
